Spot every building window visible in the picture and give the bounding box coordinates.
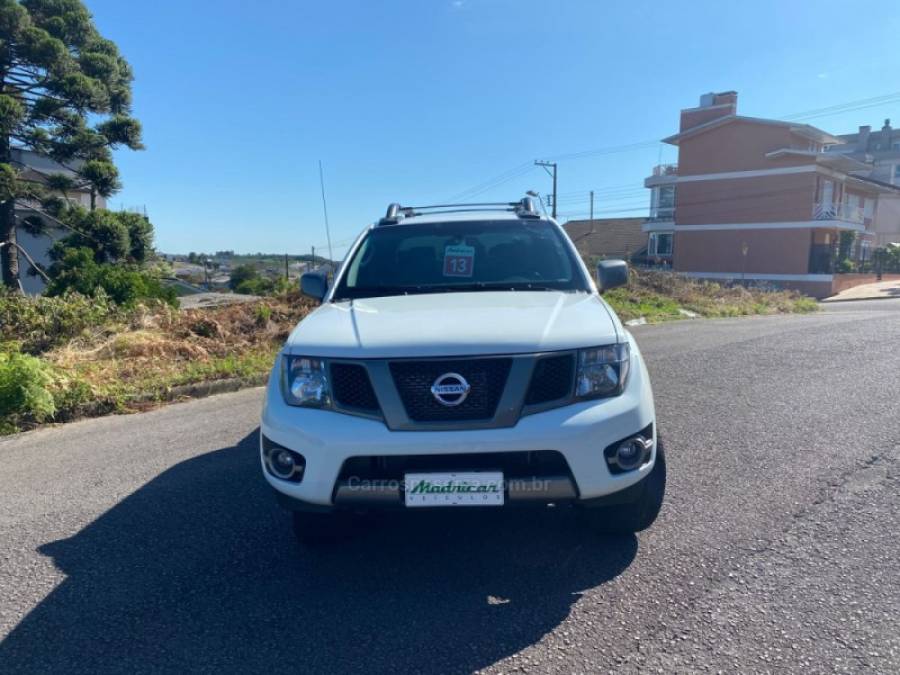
[658,185,675,210]
[650,185,676,220]
[649,232,673,257]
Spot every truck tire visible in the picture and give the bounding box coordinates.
[582,439,666,535]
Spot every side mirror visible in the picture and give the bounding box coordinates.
[596,259,628,292]
[300,271,328,302]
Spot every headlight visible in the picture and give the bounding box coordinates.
[575,343,630,399]
[281,355,331,407]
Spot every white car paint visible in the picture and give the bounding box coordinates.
[261,209,656,510]
[285,291,622,359]
[262,331,656,506]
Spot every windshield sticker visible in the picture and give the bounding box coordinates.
[443,244,475,277]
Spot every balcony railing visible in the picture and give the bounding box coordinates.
[813,202,864,224]
[651,163,678,177]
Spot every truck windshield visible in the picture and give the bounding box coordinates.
[333,220,588,300]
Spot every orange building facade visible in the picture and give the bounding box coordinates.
[643,92,900,298]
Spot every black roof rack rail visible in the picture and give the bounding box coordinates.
[378,196,541,225]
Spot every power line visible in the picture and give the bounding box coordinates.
[445,162,535,202]
[556,181,643,198]
[782,92,900,122]
[558,183,832,221]
[439,90,900,216]
[534,160,558,219]
[555,189,647,205]
[542,140,660,163]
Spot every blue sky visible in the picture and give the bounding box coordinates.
[87,0,900,258]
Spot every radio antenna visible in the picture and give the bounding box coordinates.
[318,160,334,264]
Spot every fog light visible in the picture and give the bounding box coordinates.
[265,446,305,481]
[273,449,296,476]
[608,435,652,471]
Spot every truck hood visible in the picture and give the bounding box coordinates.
[285,291,621,358]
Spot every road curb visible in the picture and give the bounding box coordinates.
[164,374,268,400]
[820,294,900,304]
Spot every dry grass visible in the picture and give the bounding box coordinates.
[604,268,819,323]
[42,292,316,418]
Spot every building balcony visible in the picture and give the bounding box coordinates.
[644,163,678,187]
[812,202,864,225]
[642,210,675,232]
[653,163,678,177]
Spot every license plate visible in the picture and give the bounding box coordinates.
[404,471,504,507]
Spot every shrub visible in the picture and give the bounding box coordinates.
[837,231,856,268]
[228,264,260,292]
[47,248,178,307]
[874,245,900,273]
[233,276,275,295]
[0,290,122,354]
[0,350,56,431]
[836,258,856,273]
[254,303,272,326]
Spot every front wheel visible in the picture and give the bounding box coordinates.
[581,440,667,535]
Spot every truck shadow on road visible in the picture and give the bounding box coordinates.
[0,430,636,674]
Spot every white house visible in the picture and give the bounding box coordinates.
[9,148,105,294]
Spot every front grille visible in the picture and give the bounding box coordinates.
[389,358,512,422]
[331,363,380,412]
[525,354,575,405]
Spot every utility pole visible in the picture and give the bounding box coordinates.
[284,253,289,281]
[311,245,316,270]
[589,190,594,221]
[534,160,558,219]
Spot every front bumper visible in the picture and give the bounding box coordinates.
[260,338,656,508]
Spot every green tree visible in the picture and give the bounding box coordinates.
[48,208,155,265]
[0,0,143,291]
[119,211,152,262]
[228,263,260,291]
[76,157,120,209]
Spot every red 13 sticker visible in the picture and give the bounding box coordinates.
[443,244,475,277]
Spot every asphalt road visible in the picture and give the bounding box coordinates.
[1,299,899,674]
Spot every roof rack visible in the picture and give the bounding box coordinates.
[379,196,541,225]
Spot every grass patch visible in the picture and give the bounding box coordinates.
[605,269,819,323]
[1,292,314,434]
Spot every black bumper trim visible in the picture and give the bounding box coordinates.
[273,472,653,512]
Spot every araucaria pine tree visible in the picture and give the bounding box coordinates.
[0,0,142,290]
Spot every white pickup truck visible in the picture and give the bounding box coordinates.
[260,197,665,543]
